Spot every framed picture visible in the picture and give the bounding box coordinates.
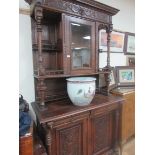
[115,66,135,87]
[124,32,135,55]
[109,67,117,90]
[127,56,135,67]
[99,30,125,53]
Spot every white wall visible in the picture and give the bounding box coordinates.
[19,0,134,103]
[96,0,135,67]
[19,0,36,120]
[19,0,30,9]
[95,0,135,33]
[19,14,35,103]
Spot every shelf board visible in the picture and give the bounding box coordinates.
[34,74,70,79]
[34,72,100,79]
[32,43,59,51]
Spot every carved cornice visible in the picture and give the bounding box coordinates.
[44,0,110,23]
[76,0,119,15]
[24,0,118,23]
[25,0,119,16]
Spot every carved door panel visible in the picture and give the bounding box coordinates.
[63,14,96,75]
[90,111,115,155]
[51,118,88,155]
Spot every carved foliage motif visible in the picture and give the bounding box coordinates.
[93,114,112,153]
[98,23,113,33]
[45,0,109,22]
[35,6,43,32]
[59,125,81,155]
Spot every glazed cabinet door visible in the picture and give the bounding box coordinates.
[47,113,88,155]
[89,109,117,155]
[63,14,96,75]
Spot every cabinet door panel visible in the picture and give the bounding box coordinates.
[64,15,96,75]
[52,119,87,155]
[90,112,114,155]
[58,124,82,155]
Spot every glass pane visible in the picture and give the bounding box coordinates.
[71,22,91,69]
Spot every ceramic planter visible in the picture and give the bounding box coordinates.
[66,77,96,106]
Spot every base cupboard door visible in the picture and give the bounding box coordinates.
[49,117,88,155]
[90,111,115,155]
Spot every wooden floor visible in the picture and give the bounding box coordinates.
[122,138,135,155]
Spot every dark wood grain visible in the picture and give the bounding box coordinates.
[27,0,120,104]
[25,0,119,17]
[32,94,123,123]
[24,0,121,154]
[32,94,124,155]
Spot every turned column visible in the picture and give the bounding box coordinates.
[37,78,47,107]
[98,24,113,95]
[35,5,45,76]
[35,4,47,107]
[102,24,113,95]
[106,24,113,68]
[43,123,53,155]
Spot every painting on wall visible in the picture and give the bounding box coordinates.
[124,32,135,55]
[115,66,135,87]
[99,30,125,53]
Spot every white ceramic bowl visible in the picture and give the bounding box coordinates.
[66,77,96,106]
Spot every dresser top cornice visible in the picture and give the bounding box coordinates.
[25,0,119,16]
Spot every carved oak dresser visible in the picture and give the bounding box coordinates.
[24,0,123,154]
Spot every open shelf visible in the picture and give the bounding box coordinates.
[32,43,59,51]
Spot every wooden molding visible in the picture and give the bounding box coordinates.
[19,8,30,15]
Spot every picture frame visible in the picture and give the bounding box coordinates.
[109,67,117,90]
[126,56,135,67]
[115,66,135,87]
[99,30,125,53]
[124,32,135,55]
